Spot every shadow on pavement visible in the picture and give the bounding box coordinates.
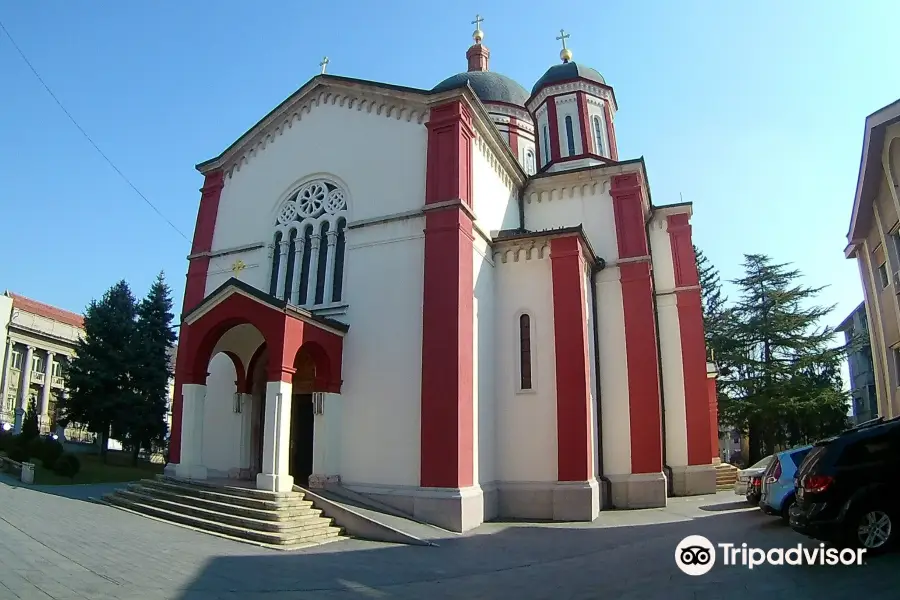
[698,500,755,512]
[0,473,128,503]
[169,509,900,600]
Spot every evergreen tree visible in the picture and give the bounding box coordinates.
[60,280,137,461]
[695,246,728,351]
[717,254,849,463]
[22,398,39,440]
[118,272,176,465]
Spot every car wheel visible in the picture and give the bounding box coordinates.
[781,497,794,523]
[849,507,894,554]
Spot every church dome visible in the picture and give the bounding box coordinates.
[531,62,605,96]
[432,71,530,107]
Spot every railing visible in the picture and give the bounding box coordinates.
[31,372,45,385]
[51,376,65,388]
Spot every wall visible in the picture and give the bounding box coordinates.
[202,352,242,475]
[493,243,557,483]
[583,264,599,476]
[471,138,520,235]
[473,238,496,488]
[0,295,12,407]
[8,310,82,345]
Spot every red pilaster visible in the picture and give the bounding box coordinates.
[545,99,561,161]
[667,213,714,465]
[420,100,476,489]
[610,173,663,475]
[550,236,594,481]
[170,169,224,464]
[576,92,592,154]
[508,116,519,158]
[603,104,618,161]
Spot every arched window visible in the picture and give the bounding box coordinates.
[593,116,605,156]
[519,313,533,391]
[525,149,536,175]
[270,178,349,308]
[542,126,550,165]
[565,115,576,156]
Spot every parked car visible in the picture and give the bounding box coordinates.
[790,416,900,554]
[735,455,774,504]
[759,445,812,521]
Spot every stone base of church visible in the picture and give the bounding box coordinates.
[495,480,600,521]
[346,484,485,533]
[606,472,668,509]
[669,464,717,496]
[164,462,177,478]
[256,472,295,493]
[173,463,208,481]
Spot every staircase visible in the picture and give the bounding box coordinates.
[101,476,345,549]
[715,463,739,490]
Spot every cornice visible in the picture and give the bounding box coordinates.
[523,160,644,206]
[527,80,617,114]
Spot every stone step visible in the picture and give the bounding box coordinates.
[112,490,334,533]
[137,479,313,511]
[104,494,344,546]
[126,484,322,521]
[156,475,297,500]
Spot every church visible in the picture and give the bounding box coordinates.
[165,20,721,533]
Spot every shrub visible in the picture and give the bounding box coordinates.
[53,453,80,478]
[40,439,64,470]
[27,437,45,462]
[0,431,13,454]
[8,446,30,464]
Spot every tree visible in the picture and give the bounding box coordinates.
[717,254,849,463]
[695,246,728,351]
[116,272,176,465]
[22,398,39,441]
[60,280,137,461]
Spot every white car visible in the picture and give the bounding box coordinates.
[734,455,774,497]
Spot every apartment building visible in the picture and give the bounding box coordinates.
[836,302,878,424]
[845,99,900,420]
[0,291,83,434]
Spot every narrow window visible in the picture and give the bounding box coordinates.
[593,116,605,156]
[11,351,21,370]
[298,226,313,305]
[565,116,576,156]
[525,150,536,175]
[314,221,331,305]
[332,218,347,302]
[268,232,282,296]
[542,126,550,164]
[519,314,532,390]
[283,230,298,301]
[879,262,890,289]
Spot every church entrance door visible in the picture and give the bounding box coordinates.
[289,394,314,485]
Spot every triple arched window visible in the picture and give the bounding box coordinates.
[268,179,348,308]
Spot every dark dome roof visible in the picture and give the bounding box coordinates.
[432,71,529,107]
[531,62,605,95]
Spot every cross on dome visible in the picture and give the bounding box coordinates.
[556,29,573,63]
[319,56,329,74]
[472,14,484,43]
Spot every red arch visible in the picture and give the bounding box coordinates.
[243,343,267,394]
[220,351,246,392]
[295,341,333,392]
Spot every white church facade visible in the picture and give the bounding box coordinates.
[166,24,720,532]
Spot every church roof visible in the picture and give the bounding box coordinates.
[531,62,606,95]
[432,71,530,107]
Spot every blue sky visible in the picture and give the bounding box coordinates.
[1,1,898,330]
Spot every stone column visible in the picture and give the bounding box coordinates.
[175,384,208,480]
[256,378,294,492]
[238,392,253,478]
[0,339,12,417]
[39,351,54,429]
[13,345,33,434]
[290,236,307,305]
[275,238,290,300]
[305,235,321,307]
[322,229,339,305]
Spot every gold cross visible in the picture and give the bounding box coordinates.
[556,28,570,49]
[320,56,329,74]
[231,259,247,276]
[472,14,484,29]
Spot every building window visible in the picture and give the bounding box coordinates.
[879,262,890,289]
[893,348,900,385]
[593,116,605,156]
[269,179,348,308]
[32,355,44,374]
[519,314,533,391]
[525,149,536,175]
[10,351,22,370]
[52,361,64,379]
[542,126,550,164]
[565,116,576,156]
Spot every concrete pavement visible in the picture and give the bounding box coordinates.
[0,479,897,599]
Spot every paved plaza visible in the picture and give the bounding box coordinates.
[0,479,897,599]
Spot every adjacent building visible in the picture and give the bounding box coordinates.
[844,99,900,420]
[836,302,878,424]
[0,291,83,434]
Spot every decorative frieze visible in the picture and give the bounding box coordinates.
[474,134,516,190]
[492,241,550,263]
[529,80,616,113]
[525,179,610,204]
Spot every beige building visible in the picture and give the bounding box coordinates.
[845,99,900,421]
[0,291,83,434]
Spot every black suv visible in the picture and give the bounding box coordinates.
[789,416,900,554]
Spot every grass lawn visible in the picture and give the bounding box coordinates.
[31,451,164,485]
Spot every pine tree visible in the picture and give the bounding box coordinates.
[60,280,137,461]
[717,254,849,463]
[118,272,176,465]
[695,246,728,352]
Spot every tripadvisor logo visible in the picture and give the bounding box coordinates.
[675,535,866,575]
